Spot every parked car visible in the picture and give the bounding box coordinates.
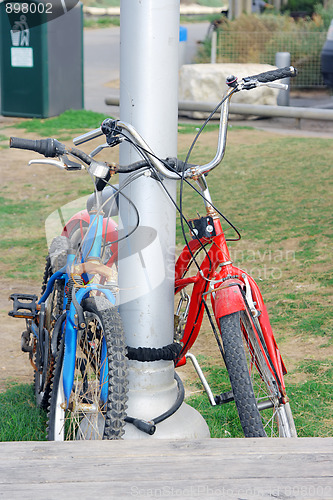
[321,19,333,88]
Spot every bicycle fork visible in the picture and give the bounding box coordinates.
[211,270,287,396]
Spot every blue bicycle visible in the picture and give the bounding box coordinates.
[9,136,128,440]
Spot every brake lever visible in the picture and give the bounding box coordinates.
[89,138,124,159]
[241,80,288,91]
[90,143,110,158]
[263,82,288,90]
[28,155,84,171]
[28,158,67,170]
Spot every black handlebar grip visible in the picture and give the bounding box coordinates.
[10,137,66,157]
[244,66,297,84]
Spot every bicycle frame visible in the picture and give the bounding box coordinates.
[173,215,288,397]
[62,201,288,401]
[37,210,118,406]
[55,85,292,408]
[61,210,119,268]
[9,65,298,437]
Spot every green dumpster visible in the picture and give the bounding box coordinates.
[0,1,83,118]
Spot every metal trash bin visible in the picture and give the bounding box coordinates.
[0,1,83,118]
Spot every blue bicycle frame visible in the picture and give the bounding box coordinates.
[37,211,117,406]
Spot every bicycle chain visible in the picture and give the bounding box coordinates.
[41,255,51,295]
[38,256,64,396]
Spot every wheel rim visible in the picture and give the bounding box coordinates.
[55,312,108,440]
[241,312,291,437]
[53,365,65,441]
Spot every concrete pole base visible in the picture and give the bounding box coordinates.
[122,360,210,439]
[124,402,211,440]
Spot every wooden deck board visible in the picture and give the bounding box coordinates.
[0,438,332,499]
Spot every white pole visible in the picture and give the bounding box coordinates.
[118,0,210,439]
[275,52,291,106]
[211,30,217,64]
[245,0,252,14]
[228,0,233,19]
[234,0,242,18]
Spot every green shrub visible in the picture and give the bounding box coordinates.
[196,13,328,88]
[314,2,333,29]
[281,0,323,17]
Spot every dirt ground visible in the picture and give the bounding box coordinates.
[1,115,332,394]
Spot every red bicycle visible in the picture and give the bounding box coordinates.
[57,66,298,438]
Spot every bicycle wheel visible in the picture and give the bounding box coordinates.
[47,296,128,440]
[34,237,68,409]
[219,311,297,438]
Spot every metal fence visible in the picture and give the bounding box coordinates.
[216,31,327,88]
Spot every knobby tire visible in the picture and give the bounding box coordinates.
[219,311,297,438]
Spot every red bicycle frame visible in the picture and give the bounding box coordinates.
[64,208,288,399]
[174,216,287,397]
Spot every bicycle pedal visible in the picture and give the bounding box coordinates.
[8,293,38,319]
[214,390,234,405]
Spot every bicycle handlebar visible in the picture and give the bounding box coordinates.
[68,147,93,166]
[10,137,96,168]
[73,128,103,146]
[10,137,66,157]
[8,133,160,177]
[80,68,297,179]
[243,66,297,84]
[10,67,298,181]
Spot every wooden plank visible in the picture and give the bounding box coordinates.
[0,438,332,499]
[0,477,332,500]
[1,436,332,459]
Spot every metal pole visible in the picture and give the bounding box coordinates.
[234,0,243,18]
[275,52,291,106]
[211,30,217,64]
[228,0,234,19]
[119,0,210,439]
[244,0,252,14]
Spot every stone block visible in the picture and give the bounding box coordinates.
[179,63,279,118]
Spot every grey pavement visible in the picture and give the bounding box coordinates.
[84,24,210,117]
[84,27,121,116]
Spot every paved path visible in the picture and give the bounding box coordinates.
[84,27,120,116]
[84,24,209,116]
